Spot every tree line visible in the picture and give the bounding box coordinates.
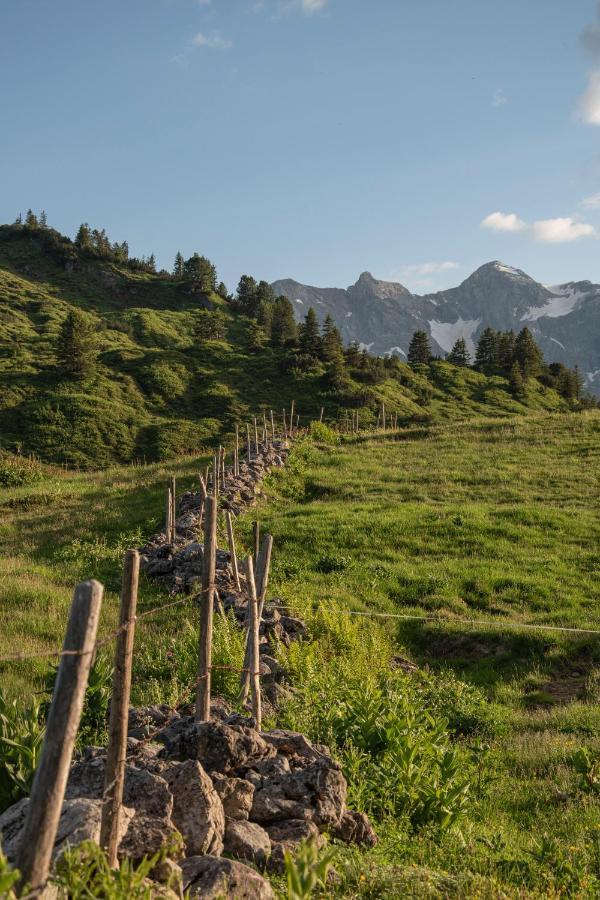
[407,327,588,402]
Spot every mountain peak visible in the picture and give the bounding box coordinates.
[356,271,376,284]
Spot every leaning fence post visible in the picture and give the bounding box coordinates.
[282,409,287,439]
[213,452,219,497]
[16,580,104,895]
[253,417,259,456]
[225,511,241,591]
[240,534,272,703]
[243,557,262,730]
[100,551,140,868]
[196,496,217,722]
[246,423,252,461]
[290,400,295,437]
[319,407,324,422]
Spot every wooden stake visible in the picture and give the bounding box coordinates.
[319,407,324,422]
[196,496,217,722]
[213,453,219,497]
[16,581,103,895]
[290,400,295,437]
[235,424,240,475]
[282,409,287,439]
[165,486,173,544]
[262,411,268,446]
[100,552,139,867]
[199,474,208,501]
[170,476,177,542]
[246,423,252,461]
[270,409,276,443]
[225,511,241,591]
[243,557,262,730]
[253,520,260,568]
[382,402,386,432]
[240,534,273,703]
[253,417,259,456]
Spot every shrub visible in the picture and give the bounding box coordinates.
[43,652,113,748]
[309,421,339,445]
[284,838,336,899]
[0,452,45,487]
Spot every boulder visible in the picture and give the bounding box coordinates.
[211,772,255,820]
[118,815,182,863]
[163,760,224,856]
[160,720,276,774]
[181,856,274,899]
[0,798,134,864]
[250,759,346,829]
[224,819,271,868]
[261,730,321,762]
[66,758,173,821]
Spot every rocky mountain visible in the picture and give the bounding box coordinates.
[272,262,600,393]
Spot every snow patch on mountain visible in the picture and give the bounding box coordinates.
[549,337,566,350]
[429,318,481,355]
[359,342,374,352]
[521,287,584,322]
[346,311,353,317]
[294,298,304,305]
[386,346,406,357]
[494,262,523,277]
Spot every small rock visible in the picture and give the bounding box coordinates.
[164,760,225,856]
[118,815,183,863]
[224,819,271,868]
[160,720,276,774]
[211,773,255,820]
[181,856,274,899]
[333,810,378,847]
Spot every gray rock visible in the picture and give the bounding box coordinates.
[163,760,224,856]
[181,856,274,899]
[224,819,271,868]
[250,759,346,829]
[160,720,276,774]
[118,815,182,862]
[333,810,378,847]
[211,772,255,820]
[66,758,173,821]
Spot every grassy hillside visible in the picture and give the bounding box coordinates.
[0,224,573,468]
[2,412,600,895]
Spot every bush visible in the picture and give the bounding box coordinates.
[309,421,339,445]
[0,452,45,487]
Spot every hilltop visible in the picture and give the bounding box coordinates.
[0,219,583,467]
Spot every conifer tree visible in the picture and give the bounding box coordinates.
[515,327,543,378]
[344,342,362,367]
[475,327,498,374]
[497,330,516,374]
[509,361,525,399]
[14,213,22,225]
[147,253,156,273]
[407,330,432,366]
[56,310,97,379]
[270,296,297,347]
[256,300,273,338]
[247,321,266,352]
[447,337,470,366]
[25,209,38,228]
[39,210,47,228]
[298,307,321,357]
[320,314,344,363]
[75,223,92,252]
[183,253,216,292]
[236,275,259,316]
[173,252,185,278]
[217,282,229,300]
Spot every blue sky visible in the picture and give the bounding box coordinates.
[2,0,600,293]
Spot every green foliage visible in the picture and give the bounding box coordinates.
[284,838,336,899]
[54,839,183,898]
[0,451,45,487]
[0,691,45,813]
[571,747,600,793]
[308,421,338,445]
[0,850,20,899]
[43,653,113,747]
[408,330,432,366]
[56,309,97,379]
[447,337,471,366]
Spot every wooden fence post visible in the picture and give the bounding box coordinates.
[282,409,287,439]
[382,402,386,432]
[270,409,276,443]
[165,486,173,544]
[170,476,176,542]
[253,520,260,568]
[16,581,104,895]
[243,557,262,730]
[246,423,252,461]
[196,496,217,722]
[100,551,140,868]
[240,534,272,703]
[225,511,241,591]
[199,474,208,501]
[290,400,295,437]
[213,452,219,497]
[235,424,240,476]
[319,407,324,422]
[262,411,268,446]
[253,417,259,456]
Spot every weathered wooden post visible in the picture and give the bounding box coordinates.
[240,534,273,703]
[382,402,386,432]
[199,473,208,501]
[213,452,219,497]
[100,551,140,867]
[235,424,240,476]
[165,485,173,543]
[170,476,177,542]
[246,423,252,461]
[253,417,259,456]
[196,496,217,722]
[319,407,324,423]
[220,446,226,486]
[253,520,260,568]
[16,581,104,895]
[262,411,268,446]
[243,557,262,730]
[270,409,276,443]
[225,511,241,591]
[282,409,288,439]
[290,400,295,437]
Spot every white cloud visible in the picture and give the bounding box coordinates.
[481,211,527,233]
[577,70,600,125]
[532,217,596,243]
[299,0,328,10]
[192,30,232,48]
[403,261,460,275]
[492,88,508,108]
[274,0,329,14]
[581,192,600,209]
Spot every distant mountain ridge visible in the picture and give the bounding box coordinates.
[273,262,600,393]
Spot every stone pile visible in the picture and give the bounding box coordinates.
[0,704,377,898]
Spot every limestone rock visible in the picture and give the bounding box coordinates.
[160,720,276,774]
[334,810,378,847]
[211,772,255,820]
[181,856,274,899]
[250,759,346,829]
[163,760,225,856]
[224,819,271,868]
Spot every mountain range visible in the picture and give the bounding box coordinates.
[272,262,600,393]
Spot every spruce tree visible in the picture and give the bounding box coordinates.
[475,327,498,374]
[184,254,217,292]
[447,337,470,366]
[14,213,22,225]
[56,310,97,379]
[320,314,344,363]
[236,275,259,316]
[147,253,156,273]
[247,321,266,352]
[515,327,543,378]
[75,223,92,252]
[509,361,525,399]
[173,252,185,278]
[270,297,297,347]
[39,210,47,228]
[298,308,321,357]
[25,209,38,228]
[217,282,229,300]
[497,330,516,374]
[256,300,273,338]
[407,330,432,366]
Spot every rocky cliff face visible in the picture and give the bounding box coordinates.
[272,262,600,393]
